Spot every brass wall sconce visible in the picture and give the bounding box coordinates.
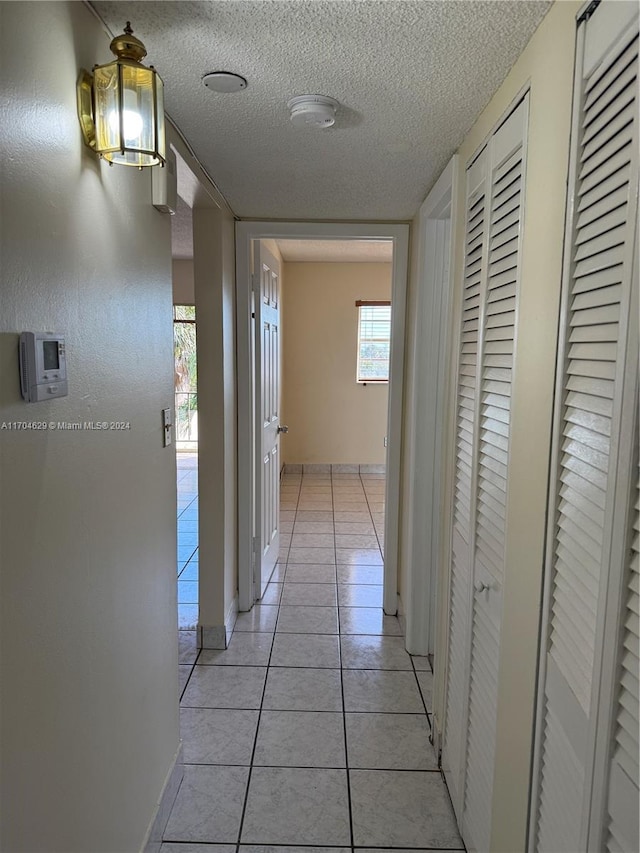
[77,22,165,168]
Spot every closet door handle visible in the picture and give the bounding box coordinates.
[474,580,490,593]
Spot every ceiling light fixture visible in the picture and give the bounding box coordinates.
[202,72,248,93]
[77,22,165,168]
[287,95,339,129]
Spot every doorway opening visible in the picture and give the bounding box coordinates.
[236,222,410,618]
[174,304,198,450]
[171,194,199,634]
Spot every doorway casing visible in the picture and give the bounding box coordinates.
[403,156,458,665]
[236,221,410,614]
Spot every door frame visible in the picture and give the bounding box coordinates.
[403,156,458,659]
[236,221,410,612]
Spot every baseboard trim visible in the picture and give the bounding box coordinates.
[383,591,400,619]
[283,463,387,475]
[397,592,407,639]
[200,595,238,650]
[201,624,226,649]
[142,742,183,853]
[432,712,444,767]
[225,594,239,642]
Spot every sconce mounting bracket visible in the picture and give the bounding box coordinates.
[76,70,96,150]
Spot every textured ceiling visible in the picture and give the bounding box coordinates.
[276,239,392,263]
[93,0,551,221]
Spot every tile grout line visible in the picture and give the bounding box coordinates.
[333,472,356,852]
[283,473,302,583]
[410,652,433,733]
[181,761,443,773]
[234,586,280,850]
[360,471,385,559]
[167,638,203,836]
[172,471,459,850]
[233,475,300,848]
[178,705,436,715]
[278,473,297,569]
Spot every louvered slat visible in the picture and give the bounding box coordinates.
[464,601,500,853]
[474,146,521,588]
[443,531,471,806]
[546,40,636,714]
[443,162,488,813]
[463,99,528,852]
[534,21,638,853]
[536,703,584,853]
[453,189,485,543]
[606,460,639,852]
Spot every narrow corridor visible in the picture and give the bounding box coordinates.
[167,470,462,848]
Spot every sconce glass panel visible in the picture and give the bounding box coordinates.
[93,61,165,167]
[93,63,120,155]
[155,76,166,163]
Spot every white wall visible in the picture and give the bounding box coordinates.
[193,207,238,640]
[172,258,195,304]
[281,262,391,465]
[0,3,179,850]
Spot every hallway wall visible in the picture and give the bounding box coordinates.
[397,1,580,851]
[0,3,179,850]
[281,262,391,466]
[173,259,195,304]
[193,206,238,640]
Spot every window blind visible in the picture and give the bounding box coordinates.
[357,302,391,381]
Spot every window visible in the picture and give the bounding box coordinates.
[356,300,391,382]
[173,305,197,447]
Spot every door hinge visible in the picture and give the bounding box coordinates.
[578,0,600,24]
[251,274,258,320]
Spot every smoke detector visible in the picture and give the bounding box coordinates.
[287,94,339,128]
[202,72,247,93]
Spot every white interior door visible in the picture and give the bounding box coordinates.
[254,241,281,599]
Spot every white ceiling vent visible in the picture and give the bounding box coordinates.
[202,72,247,93]
[287,95,339,128]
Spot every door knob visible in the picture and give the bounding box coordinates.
[277,425,289,434]
[474,580,490,593]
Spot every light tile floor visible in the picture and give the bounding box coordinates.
[177,452,199,633]
[169,470,462,850]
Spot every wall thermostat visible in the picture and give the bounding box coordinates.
[19,332,68,402]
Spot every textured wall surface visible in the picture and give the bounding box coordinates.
[173,258,195,303]
[93,0,551,219]
[0,3,179,850]
[281,262,391,465]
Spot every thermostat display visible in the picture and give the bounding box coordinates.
[19,332,68,402]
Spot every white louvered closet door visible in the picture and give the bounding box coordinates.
[442,95,529,848]
[462,95,529,853]
[442,148,488,818]
[530,3,639,851]
[604,443,639,853]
